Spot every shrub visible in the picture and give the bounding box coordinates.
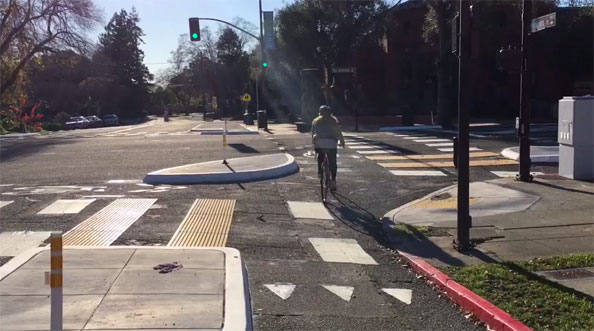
[54,112,71,125]
[43,122,62,131]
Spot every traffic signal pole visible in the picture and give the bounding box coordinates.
[454,0,472,252]
[517,0,533,182]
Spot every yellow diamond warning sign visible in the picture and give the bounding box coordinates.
[242,93,251,102]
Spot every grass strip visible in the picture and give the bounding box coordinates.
[446,259,594,331]
[516,254,594,272]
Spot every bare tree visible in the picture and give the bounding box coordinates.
[0,0,101,96]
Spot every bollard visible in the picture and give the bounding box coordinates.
[453,136,458,169]
[50,232,63,331]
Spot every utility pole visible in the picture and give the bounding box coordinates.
[517,0,533,182]
[454,0,472,251]
[258,0,264,113]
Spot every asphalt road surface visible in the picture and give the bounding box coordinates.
[1,115,557,330]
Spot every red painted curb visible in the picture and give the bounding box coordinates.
[399,251,532,331]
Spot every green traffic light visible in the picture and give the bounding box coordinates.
[262,62,268,67]
[192,33,198,39]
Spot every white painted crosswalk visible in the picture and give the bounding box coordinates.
[309,238,378,265]
[37,199,95,215]
[390,170,447,176]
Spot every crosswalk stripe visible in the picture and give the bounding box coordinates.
[348,145,380,149]
[491,171,544,178]
[309,238,378,265]
[0,201,13,209]
[438,147,482,152]
[402,136,432,140]
[287,201,333,220]
[37,199,95,215]
[413,139,451,143]
[390,170,447,176]
[168,199,236,247]
[426,142,454,147]
[63,199,156,246]
[366,151,498,161]
[356,150,401,155]
[379,159,518,168]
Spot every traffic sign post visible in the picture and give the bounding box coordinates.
[531,12,556,33]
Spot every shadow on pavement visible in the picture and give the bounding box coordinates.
[229,143,260,154]
[531,180,594,195]
[0,138,76,162]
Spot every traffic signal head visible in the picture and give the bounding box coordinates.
[262,62,268,68]
[189,18,200,41]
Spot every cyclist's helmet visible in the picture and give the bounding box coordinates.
[319,105,332,114]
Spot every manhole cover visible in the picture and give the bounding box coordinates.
[543,268,594,280]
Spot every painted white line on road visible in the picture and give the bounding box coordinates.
[0,201,14,209]
[390,170,447,176]
[438,147,482,152]
[348,145,380,149]
[264,283,296,300]
[413,139,451,143]
[356,150,401,155]
[394,134,409,137]
[491,171,544,178]
[403,136,432,140]
[0,184,15,187]
[382,288,412,304]
[322,285,354,302]
[107,179,142,184]
[426,142,454,147]
[309,238,378,265]
[0,231,51,257]
[338,168,352,173]
[350,155,362,159]
[83,195,125,198]
[278,146,286,151]
[37,199,95,215]
[287,201,333,220]
[345,142,366,146]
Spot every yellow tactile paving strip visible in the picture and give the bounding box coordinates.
[366,151,499,161]
[378,159,518,168]
[63,199,156,246]
[411,197,479,209]
[168,199,236,247]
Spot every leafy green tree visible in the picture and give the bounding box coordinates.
[95,8,152,118]
[215,27,250,117]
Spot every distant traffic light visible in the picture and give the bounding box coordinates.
[189,18,200,41]
[262,62,268,68]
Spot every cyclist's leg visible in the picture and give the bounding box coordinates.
[315,148,325,177]
[328,148,337,180]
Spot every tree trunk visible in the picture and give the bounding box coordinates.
[436,1,452,128]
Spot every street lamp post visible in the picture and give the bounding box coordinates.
[517,0,533,182]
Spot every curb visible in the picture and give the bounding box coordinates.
[144,153,299,185]
[397,251,531,331]
[501,146,558,163]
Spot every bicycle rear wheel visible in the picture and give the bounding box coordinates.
[322,160,331,203]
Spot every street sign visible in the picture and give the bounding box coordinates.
[242,93,251,102]
[263,11,275,50]
[531,12,556,33]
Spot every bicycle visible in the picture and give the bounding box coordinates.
[318,151,331,204]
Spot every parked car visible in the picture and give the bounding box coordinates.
[64,116,89,130]
[86,115,103,128]
[102,114,119,126]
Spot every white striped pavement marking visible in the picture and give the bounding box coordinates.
[403,136,432,140]
[356,150,401,155]
[82,195,125,198]
[394,134,409,137]
[338,168,352,173]
[309,238,378,265]
[322,285,354,302]
[390,170,447,176]
[37,199,95,215]
[382,288,412,304]
[0,201,14,209]
[350,155,361,159]
[438,147,482,152]
[348,145,380,149]
[414,138,451,143]
[426,142,454,147]
[287,201,333,220]
[265,284,296,300]
[107,179,142,184]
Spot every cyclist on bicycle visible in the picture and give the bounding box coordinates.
[312,105,345,192]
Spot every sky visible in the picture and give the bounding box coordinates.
[90,0,293,76]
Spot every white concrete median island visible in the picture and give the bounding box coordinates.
[144,153,299,185]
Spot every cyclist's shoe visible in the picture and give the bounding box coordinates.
[330,180,337,192]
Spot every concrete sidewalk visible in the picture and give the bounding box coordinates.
[144,153,299,185]
[0,246,252,330]
[382,176,594,295]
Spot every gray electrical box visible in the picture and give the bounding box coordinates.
[558,96,594,180]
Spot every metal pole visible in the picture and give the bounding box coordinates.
[50,232,63,331]
[258,0,265,115]
[518,0,533,182]
[256,73,259,112]
[454,0,472,251]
